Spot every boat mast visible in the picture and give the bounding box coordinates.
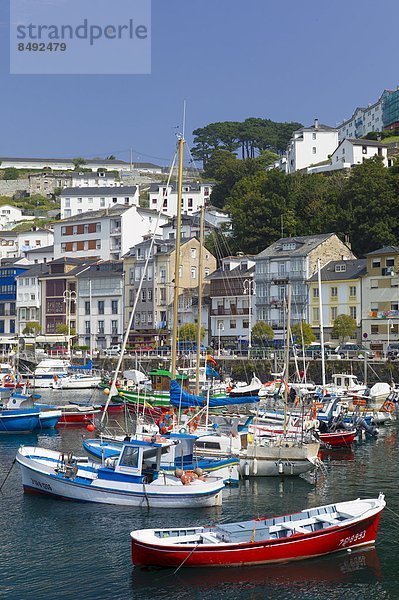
[284,283,291,436]
[195,205,205,394]
[317,258,326,390]
[171,136,185,380]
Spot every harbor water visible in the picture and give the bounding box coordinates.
[1,389,399,599]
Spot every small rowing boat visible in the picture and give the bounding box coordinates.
[131,494,385,567]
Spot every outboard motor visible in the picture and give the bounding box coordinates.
[353,416,378,438]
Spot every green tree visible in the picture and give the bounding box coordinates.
[178,323,205,341]
[332,314,357,342]
[55,323,76,336]
[291,322,316,346]
[22,322,41,336]
[72,157,87,170]
[3,167,19,180]
[252,321,274,343]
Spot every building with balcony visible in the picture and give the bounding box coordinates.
[255,234,354,337]
[16,262,50,335]
[75,261,124,351]
[207,254,256,350]
[149,182,212,217]
[285,119,339,174]
[307,259,366,342]
[361,246,399,354]
[124,236,216,348]
[53,205,168,261]
[160,207,231,241]
[60,185,139,219]
[38,257,94,339]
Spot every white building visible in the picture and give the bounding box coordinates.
[16,263,49,335]
[149,182,212,217]
[285,119,339,174]
[70,172,121,187]
[0,205,26,229]
[76,261,124,351]
[53,205,168,261]
[160,207,231,241]
[23,244,54,264]
[0,156,130,172]
[60,186,139,219]
[308,139,389,174]
[0,228,54,259]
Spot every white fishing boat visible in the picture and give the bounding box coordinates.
[16,438,224,508]
[56,373,102,389]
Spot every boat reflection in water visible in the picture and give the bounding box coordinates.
[319,447,355,462]
[131,547,381,593]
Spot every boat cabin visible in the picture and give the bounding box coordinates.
[99,440,163,483]
[331,374,362,389]
[149,369,189,392]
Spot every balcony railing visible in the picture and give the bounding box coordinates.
[110,227,121,235]
[211,307,250,316]
[368,310,399,318]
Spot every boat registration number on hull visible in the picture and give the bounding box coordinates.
[31,478,52,492]
[338,530,366,547]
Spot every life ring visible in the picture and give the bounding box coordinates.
[382,400,395,414]
[163,411,177,432]
[226,386,232,393]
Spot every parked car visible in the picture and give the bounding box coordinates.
[387,343,399,359]
[48,346,70,356]
[104,345,121,357]
[335,343,375,360]
[304,343,338,359]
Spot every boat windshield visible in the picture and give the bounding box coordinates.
[119,447,140,468]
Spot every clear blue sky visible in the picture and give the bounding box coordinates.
[1,0,398,165]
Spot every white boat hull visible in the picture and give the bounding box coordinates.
[16,448,224,508]
[240,442,320,477]
[58,377,102,390]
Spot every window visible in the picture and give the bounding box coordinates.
[391,302,399,311]
[335,264,347,272]
[85,301,90,315]
[85,321,91,334]
[204,268,210,277]
[312,307,320,322]
[386,258,395,267]
[190,247,197,259]
[330,287,338,297]
[191,266,197,279]
[111,320,118,335]
[30,294,35,301]
[98,320,104,334]
[88,198,93,204]
[148,311,153,323]
[188,198,193,208]
[349,286,356,297]
[312,132,316,140]
[77,197,82,203]
[98,301,104,315]
[372,260,380,268]
[370,279,378,288]
[141,289,146,302]
[312,147,316,154]
[160,288,166,302]
[350,306,357,320]
[371,325,379,334]
[111,300,118,314]
[243,320,249,329]
[230,319,236,329]
[100,198,105,207]
[148,289,152,301]
[331,307,338,321]
[313,288,319,298]
[362,146,367,154]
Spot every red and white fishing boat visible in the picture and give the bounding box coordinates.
[57,404,101,425]
[131,494,385,568]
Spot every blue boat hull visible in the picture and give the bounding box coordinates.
[0,409,40,433]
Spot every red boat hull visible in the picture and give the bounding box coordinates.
[132,512,382,568]
[319,430,357,448]
[57,410,100,425]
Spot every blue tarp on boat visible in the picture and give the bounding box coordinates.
[170,380,259,408]
[69,360,93,371]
